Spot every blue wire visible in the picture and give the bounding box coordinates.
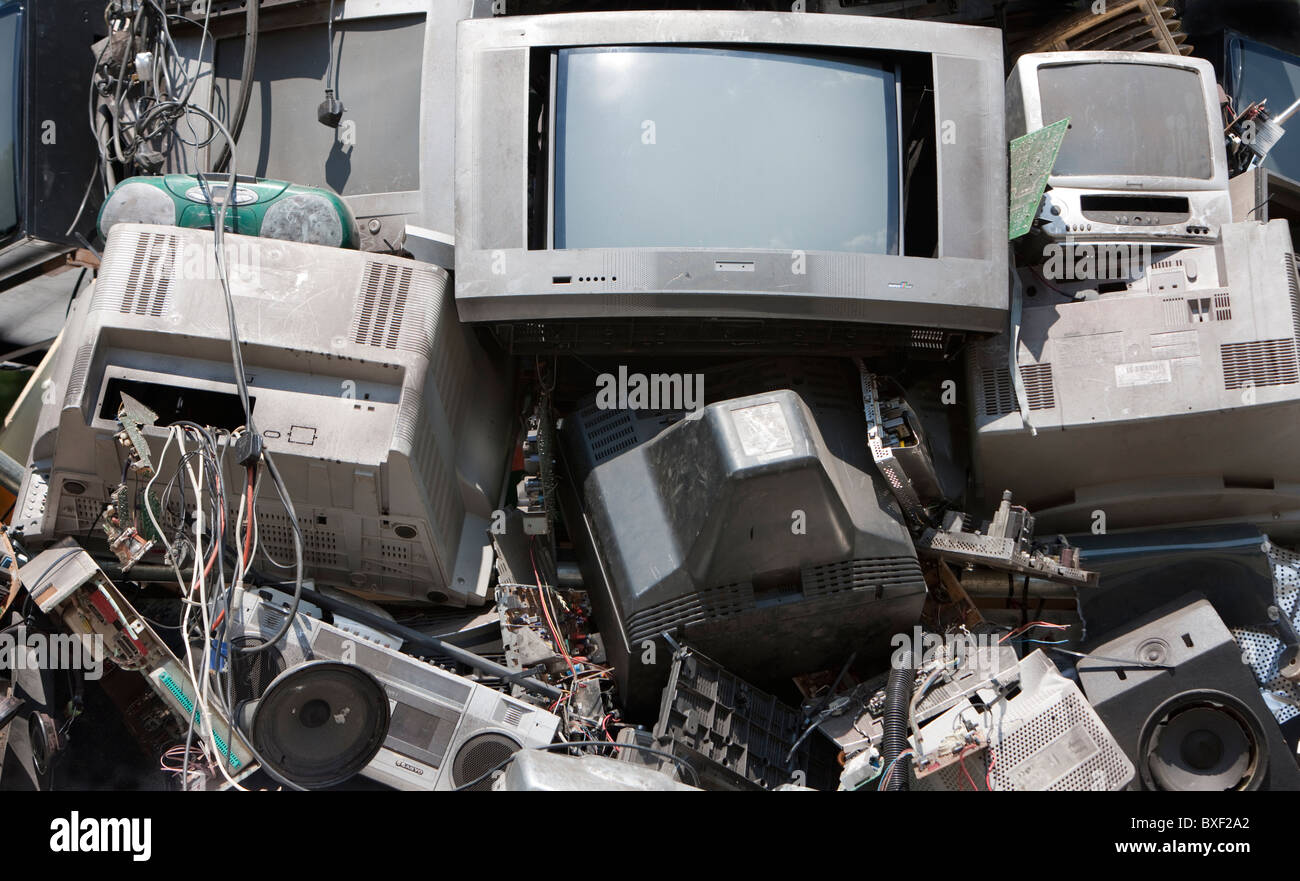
[879,750,914,790]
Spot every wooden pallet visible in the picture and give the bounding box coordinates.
[1015,0,1192,57]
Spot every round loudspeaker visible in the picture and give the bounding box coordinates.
[28,711,60,776]
[251,660,391,789]
[261,193,345,247]
[99,181,177,235]
[450,732,522,791]
[1139,691,1267,791]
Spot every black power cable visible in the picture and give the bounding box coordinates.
[211,0,258,172]
[317,0,343,127]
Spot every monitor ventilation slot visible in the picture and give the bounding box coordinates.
[256,511,342,567]
[368,541,413,577]
[1214,292,1232,321]
[359,537,436,584]
[121,231,177,317]
[64,343,95,407]
[801,557,926,599]
[1221,339,1300,390]
[910,328,947,351]
[578,404,640,465]
[1162,296,1186,327]
[499,704,525,728]
[72,496,105,530]
[979,368,1017,417]
[1287,254,1300,353]
[1020,363,1056,410]
[409,422,459,560]
[353,262,412,350]
[1166,295,1230,325]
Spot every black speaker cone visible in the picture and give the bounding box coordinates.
[1141,692,1267,791]
[251,661,391,789]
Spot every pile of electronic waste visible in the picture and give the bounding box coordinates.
[2,1,1300,793]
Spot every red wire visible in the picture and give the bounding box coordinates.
[529,539,577,681]
[600,713,620,754]
[958,746,979,792]
[242,465,255,566]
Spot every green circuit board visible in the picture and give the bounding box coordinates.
[1009,117,1070,240]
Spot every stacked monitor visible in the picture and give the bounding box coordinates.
[14,224,513,606]
[1007,52,1231,245]
[559,358,927,713]
[454,11,1007,353]
[969,219,1300,538]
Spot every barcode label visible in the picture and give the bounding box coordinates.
[1114,360,1172,387]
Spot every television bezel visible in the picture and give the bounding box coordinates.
[454,11,1008,336]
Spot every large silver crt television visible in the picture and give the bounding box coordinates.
[455,11,1007,354]
[14,224,511,606]
[1007,51,1231,245]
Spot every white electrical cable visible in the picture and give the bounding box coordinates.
[178,427,248,791]
[173,428,211,781]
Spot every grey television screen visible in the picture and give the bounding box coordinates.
[1038,62,1215,181]
[553,46,899,255]
[454,11,1008,354]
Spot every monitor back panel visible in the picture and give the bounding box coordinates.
[16,225,511,606]
[970,220,1300,535]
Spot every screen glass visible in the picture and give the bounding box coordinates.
[0,4,21,239]
[1038,62,1214,180]
[1230,38,1300,185]
[554,46,899,254]
[213,14,423,196]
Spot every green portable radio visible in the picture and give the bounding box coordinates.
[98,173,360,249]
